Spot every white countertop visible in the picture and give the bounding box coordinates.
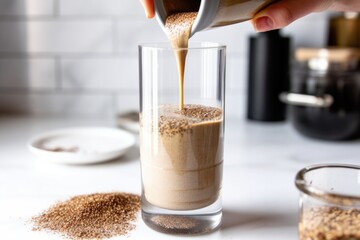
[1,116,359,240]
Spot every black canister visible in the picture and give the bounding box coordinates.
[247,30,290,121]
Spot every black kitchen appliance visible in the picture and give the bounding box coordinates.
[281,48,360,140]
[247,29,290,122]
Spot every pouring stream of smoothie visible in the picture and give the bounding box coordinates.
[165,12,197,110]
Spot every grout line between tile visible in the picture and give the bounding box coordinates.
[0,88,138,95]
[55,56,62,90]
[53,0,60,17]
[111,17,118,55]
[0,52,140,58]
[0,15,142,21]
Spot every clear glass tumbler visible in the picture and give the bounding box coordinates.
[295,164,360,240]
[138,42,226,234]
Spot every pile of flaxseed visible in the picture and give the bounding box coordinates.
[31,192,140,240]
[299,206,360,240]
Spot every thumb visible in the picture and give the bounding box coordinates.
[140,0,155,18]
[252,0,334,32]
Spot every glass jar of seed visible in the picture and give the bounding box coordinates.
[295,164,360,240]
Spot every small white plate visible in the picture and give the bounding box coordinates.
[28,127,136,165]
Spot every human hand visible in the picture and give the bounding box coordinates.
[140,0,155,18]
[140,0,360,32]
[253,0,360,32]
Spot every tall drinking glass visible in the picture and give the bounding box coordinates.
[139,42,226,234]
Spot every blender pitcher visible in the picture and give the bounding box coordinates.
[154,0,278,37]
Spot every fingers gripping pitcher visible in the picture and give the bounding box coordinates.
[155,0,278,37]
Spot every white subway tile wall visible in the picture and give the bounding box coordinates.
[0,20,113,53]
[60,0,143,16]
[0,0,55,16]
[0,92,114,117]
[0,58,56,89]
[0,0,329,118]
[61,56,138,91]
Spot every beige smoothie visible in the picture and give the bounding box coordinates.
[140,104,223,210]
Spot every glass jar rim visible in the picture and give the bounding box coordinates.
[138,42,227,51]
[295,164,360,205]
